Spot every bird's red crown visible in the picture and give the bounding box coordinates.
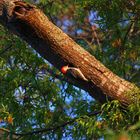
[61,65,68,74]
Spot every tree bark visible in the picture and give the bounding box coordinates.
[0,0,139,105]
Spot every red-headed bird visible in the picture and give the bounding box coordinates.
[61,65,88,81]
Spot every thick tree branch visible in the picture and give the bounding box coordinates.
[0,0,139,105]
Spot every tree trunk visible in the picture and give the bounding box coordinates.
[0,0,139,106]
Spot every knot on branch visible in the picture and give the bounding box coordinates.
[0,0,35,23]
[2,0,21,21]
[13,1,35,17]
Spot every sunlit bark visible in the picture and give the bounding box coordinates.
[0,0,139,105]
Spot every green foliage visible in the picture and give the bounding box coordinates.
[0,0,140,139]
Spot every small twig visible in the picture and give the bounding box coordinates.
[0,45,12,56]
[39,65,74,84]
[122,22,134,47]
[39,65,65,80]
[0,127,10,133]
[0,111,101,136]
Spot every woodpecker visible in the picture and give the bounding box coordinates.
[61,65,88,81]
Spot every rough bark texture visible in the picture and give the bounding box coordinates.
[0,0,139,105]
